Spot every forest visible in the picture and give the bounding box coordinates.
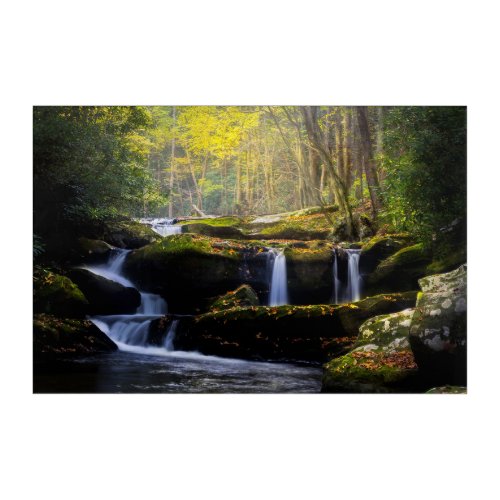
[33,105,467,394]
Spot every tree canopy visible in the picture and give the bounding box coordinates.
[33,105,466,251]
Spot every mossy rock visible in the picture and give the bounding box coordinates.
[33,313,117,358]
[285,244,334,304]
[409,265,467,386]
[33,269,89,318]
[102,219,160,248]
[123,234,245,313]
[182,223,244,239]
[178,216,244,227]
[77,237,113,262]
[426,247,466,275]
[426,386,467,394]
[322,308,419,393]
[360,234,413,273]
[68,268,141,315]
[209,285,259,312]
[173,292,417,362]
[364,243,432,295]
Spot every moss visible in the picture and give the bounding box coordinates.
[361,233,412,255]
[33,269,89,317]
[365,243,432,294]
[209,285,259,312]
[134,233,244,259]
[178,216,244,227]
[323,349,416,392]
[426,247,466,274]
[33,313,117,356]
[182,223,244,239]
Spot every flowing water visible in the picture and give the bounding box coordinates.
[45,248,323,393]
[137,217,182,237]
[268,248,289,306]
[346,249,362,302]
[332,249,342,304]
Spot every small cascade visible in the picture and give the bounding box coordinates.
[84,248,174,353]
[268,248,289,306]
[138,217,182,237]
[346,249,362,302]
[164,320,179,351]
[332,249,342,304]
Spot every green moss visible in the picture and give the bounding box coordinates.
[323,350,413,391]
[361,233,412,254]
[33,269,89,317]
[209,285,259,312]
[178,216,244,227]
[136,233,243,260]
[426,247,466,274]
[33,313,117,355]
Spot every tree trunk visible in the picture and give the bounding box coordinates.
[356,106,381,216]
[168,106,176,218]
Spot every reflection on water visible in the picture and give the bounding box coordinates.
[33,350,323,394]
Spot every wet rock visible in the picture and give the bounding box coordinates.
[409,264,467,386]
[364,243,432,295]
[173,292,417,363]
[33,269,89,318]
[77,237,113,263]
[182,223,244,239]
[68,268,141,314]
[123,234,244,313]
[33,313,117,358]
[360,234,413,273]
[322,308,419,393]
[209,285,259,311]
[426,386,467,394]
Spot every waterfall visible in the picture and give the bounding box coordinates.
[84,249,174,353]
[138,217,182,237]
[268,248,288,306]
[332,249,342,304]
[346,249,362,302]
[164,320,179,351]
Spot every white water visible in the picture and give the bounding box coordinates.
[85,249,173,352]
[138,217,182,237]
[332,249,342,304]
[346,249,362,302]
[268,248,289,306]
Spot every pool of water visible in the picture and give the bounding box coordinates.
[33,349,323,394]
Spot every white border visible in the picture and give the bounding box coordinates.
[1,1,499,499]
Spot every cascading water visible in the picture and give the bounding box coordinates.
[82,249,174,352]
[268,248,288,306]
[332,249,342,304]
[137,217,182,237]
[346,249,362,302]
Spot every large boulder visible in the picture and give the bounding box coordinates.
[68,269,141,314]
[364,243,432,295]
[209,285,260,311]
[182,223,245,239]
[409,265,467,386]
[285,243,334,304]
[123,234,247,313]
[102,220,160,248]
[360,234,413,274]
[170,292,417,362]
[76,237,113,263]
[33,269,89,318]
[33,313,117,358]
[322,308,418,393]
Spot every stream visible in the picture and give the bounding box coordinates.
[34,232,322,393]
